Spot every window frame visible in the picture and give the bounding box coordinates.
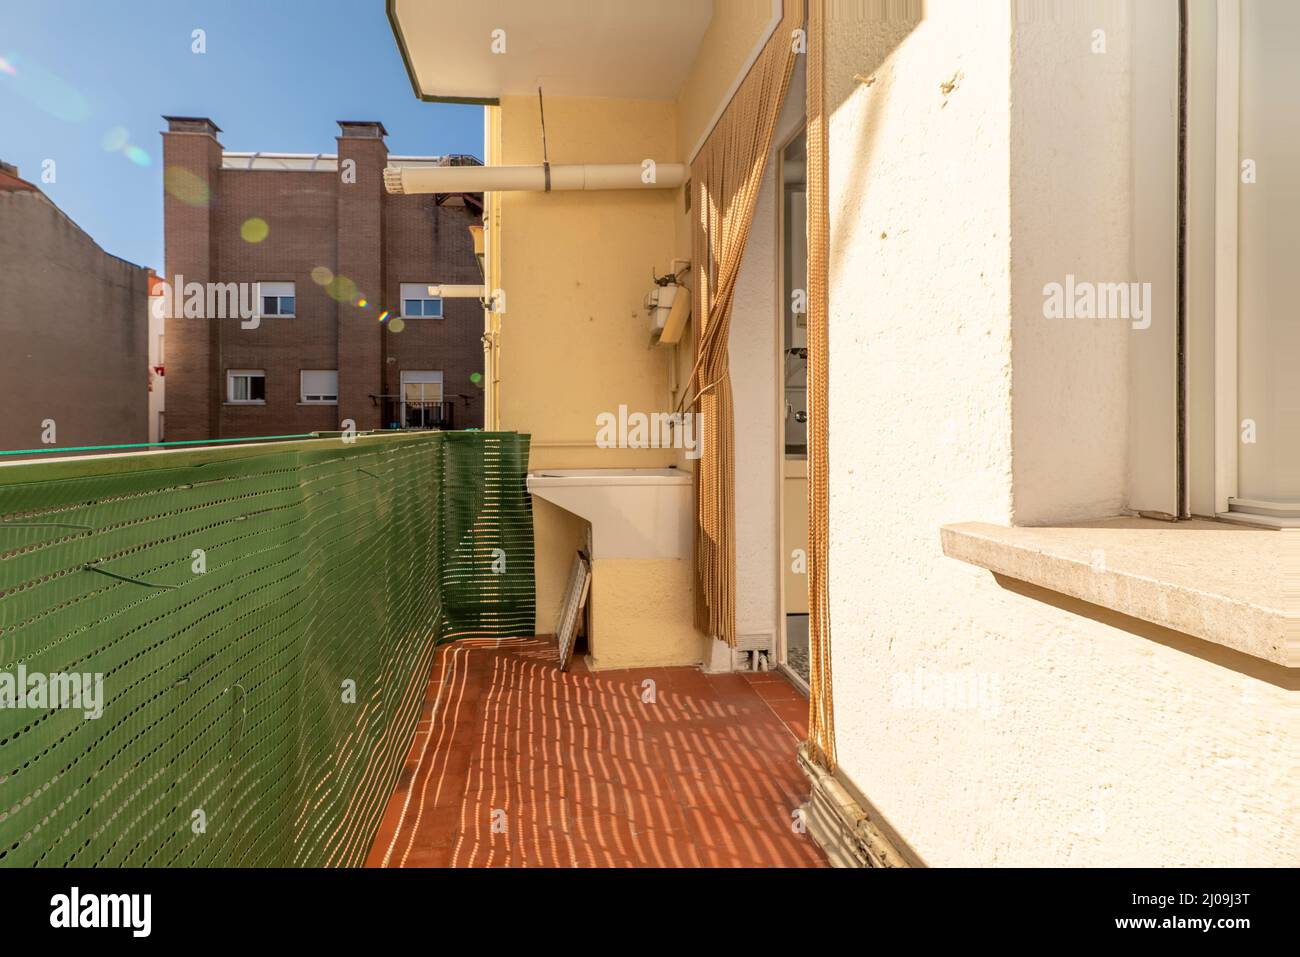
[399,283,444,319]
[1207,0,1297,527]
[1213,0,1240,518]
[226,369,266,405]
[299,369,339,405]
[258,281,296,319]
[399,370,444,428]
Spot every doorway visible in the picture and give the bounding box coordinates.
[777,126,810,689]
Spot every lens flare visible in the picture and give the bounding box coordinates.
[0,56,17,76]
[358,298,368,308]
[470,372,484,385]
[326,275,358,303]
[310,266,333,285]
[165,166,211,207]
[240,217,269,243]
[2,52,90,122]
[101,127,129,151]
[377,310,390,323]
[388,318,405,334]
[124,145,151,166]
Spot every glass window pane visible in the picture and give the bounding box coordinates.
[427,298,442,317]
[280,296,294,316]
[1238,0,1300,505]
[250,376,265,401]
[263,296,277,316]
[404,299,419,317]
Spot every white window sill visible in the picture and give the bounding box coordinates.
[224,400,266,406]
[298,401,338,406]
[940,517,1298,668]
[1216,508,1300,530]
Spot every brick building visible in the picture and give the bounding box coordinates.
[161,117,484,441]
[0,161,149,453]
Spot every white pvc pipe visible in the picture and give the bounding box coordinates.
[424,284,484,299]
[384,162,687,195]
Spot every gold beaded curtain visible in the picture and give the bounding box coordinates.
[804,0,835,769]
[688,0,804,650]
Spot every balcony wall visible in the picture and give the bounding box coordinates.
[491,4,784,667]
[821,0,1297,866]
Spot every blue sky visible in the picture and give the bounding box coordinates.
[0,0,483,270]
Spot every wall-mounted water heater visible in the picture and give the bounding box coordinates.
[646,275,690,346]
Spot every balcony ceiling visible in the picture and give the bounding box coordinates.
[388,0,714,104]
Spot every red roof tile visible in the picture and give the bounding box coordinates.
[0,169,40,193]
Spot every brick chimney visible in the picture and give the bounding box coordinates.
[335,120,389,430]
[161,116,223,440]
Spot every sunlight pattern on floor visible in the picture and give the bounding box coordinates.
[367,637,826,868]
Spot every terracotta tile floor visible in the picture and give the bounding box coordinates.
[366,636,827,868]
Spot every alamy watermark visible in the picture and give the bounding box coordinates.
[596,404,703,460]
[50,887,150,937]
[890,667,1000,716]
[1042,274,1152,330]
[150,275,263,329]
[0,666,104,719]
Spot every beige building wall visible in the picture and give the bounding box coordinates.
[492,5,783,667]
[676,0,783,163]
[0,184,149,453]
[821,0,1296,866]
[491,94,703,663]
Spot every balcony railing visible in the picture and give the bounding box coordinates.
[372,396,455,431]
[0,430,532,866]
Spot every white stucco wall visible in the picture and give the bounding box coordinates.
[824,0,1297,866]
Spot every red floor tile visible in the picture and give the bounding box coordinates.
[366,636,826,868]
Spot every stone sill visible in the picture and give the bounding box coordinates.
[940,517,1299,668]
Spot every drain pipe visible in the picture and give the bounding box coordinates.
[384,162,687,195]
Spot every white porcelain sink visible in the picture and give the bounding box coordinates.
[527,468,693,560]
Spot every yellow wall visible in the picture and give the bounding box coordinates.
[668,0,781,449]
[497,94,679,468]
[491,6,780,668]
[676,0,781,163]
[588,559,703,670]
[531,497,589,633]
[492,94,703,660]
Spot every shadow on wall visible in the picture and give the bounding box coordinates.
[825,0,924,277]
[993,574,1300,691]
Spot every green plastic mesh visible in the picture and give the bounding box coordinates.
[0,431,533,867]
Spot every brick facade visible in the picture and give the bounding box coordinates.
[0,166,149,452]
[162,117,484,441]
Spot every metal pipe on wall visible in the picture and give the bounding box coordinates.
[384,162,688,195]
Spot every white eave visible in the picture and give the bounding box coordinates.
[387,0,714,103]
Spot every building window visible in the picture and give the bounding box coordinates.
[300,370,338,404]
[1204,0,1299,525]
[400,283,444,318]
[227,369,266,403]
[259,281,296,318]
[399,370,445,428]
